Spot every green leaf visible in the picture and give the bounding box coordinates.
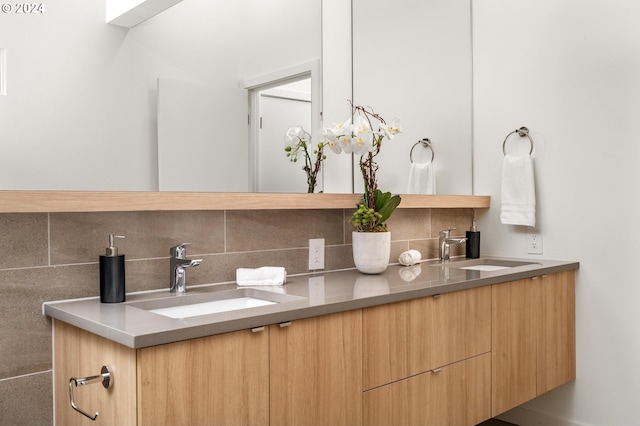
[374,190,401,224]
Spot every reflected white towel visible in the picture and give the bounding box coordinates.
[407,162,435,195]
[236,267,287,286]
[398,249,422,266]
[501,154,536,227]
[398,265,422,282]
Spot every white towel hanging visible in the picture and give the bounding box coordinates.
[407,138,436,194]
[407,162,435,195]
[500,154,536,227]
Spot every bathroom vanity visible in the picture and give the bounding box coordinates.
[45,257,577,426]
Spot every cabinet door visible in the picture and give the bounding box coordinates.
[363,286,491,390]
[54,320,137,426]
[537,271,576,394]
[492,271,577,416]
[269,310,362,426]
[363,353,491,426]
[138,328,269,426]
[491,277,539,416]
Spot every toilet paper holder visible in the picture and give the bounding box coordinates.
[68,365,113,421]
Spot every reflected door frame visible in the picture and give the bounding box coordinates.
[255,81,312,193]
[244,60,322,192]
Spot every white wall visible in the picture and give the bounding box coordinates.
[473,1,640,425]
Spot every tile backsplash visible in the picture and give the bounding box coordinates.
[0,207,472,425]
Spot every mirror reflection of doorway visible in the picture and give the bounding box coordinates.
[251,76,314,192]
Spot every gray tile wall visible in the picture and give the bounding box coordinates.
[0,207,472,426]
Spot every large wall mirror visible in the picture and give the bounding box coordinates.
[0,0,472,195]
[352,0,472,196]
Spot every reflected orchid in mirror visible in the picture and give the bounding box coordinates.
[284,126,326,193]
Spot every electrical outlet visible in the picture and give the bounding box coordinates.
[308,238,325,270]
[527,230,543,254]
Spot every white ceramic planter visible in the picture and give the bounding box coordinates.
[352,231,391,274]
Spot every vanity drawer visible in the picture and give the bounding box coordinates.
[363,353,491,426]
[363,286,491,390]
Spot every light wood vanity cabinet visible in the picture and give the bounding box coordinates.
[140,310,363,426]
[269,310,362,426]
[54,311,360,426]
[54,321,269,426]
[362,286,492,425]
[137,327,269,425]
[53,270,575,426]
[54,321,138,426]
[491,270,576,416]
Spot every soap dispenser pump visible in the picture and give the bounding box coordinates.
[100,234,126,303]
[465,216,481,259]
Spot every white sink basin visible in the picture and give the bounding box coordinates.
[149,297,277,318]
[129,287,305,319]
[432,258,540,271]
[458,264,513,271]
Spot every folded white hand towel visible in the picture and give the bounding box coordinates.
[501,154,536,227]
[407,162,436,195]
[398,249,422,266]
[236,267,287,286]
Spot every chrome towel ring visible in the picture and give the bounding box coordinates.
[503,126,534,156]
[410,138,435,163]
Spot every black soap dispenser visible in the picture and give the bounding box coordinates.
[100,234,126,303]
[465,218,481,259]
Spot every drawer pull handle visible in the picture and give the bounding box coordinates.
[251,326,265,333]
[433,294,442,299]
[68,365,112,421]
[432,368,442,374]
[279,321,292,328]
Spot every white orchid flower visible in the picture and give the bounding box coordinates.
[319,128,342,154]
[329,118,352,135]
[321,119,354,154]
[351,132,375,156]
[337,134,354,154]
[283,102,402,199]
[284,126,311,161]
[348,116,375,155]
[285,126,310,146]
[379,118,403,140]
[351,115,371,134]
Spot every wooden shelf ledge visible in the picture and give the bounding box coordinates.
[0,191,490,213]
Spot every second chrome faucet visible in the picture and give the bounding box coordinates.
[439,228,467,262]
[170,243,202,294]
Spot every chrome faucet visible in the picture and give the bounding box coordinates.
[170,243,202,294]
[439,228,467,262]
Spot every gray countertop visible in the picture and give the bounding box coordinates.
[43,256,578,349]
